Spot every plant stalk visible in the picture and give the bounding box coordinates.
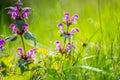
[20,34,26,54]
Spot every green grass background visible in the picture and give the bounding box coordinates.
[0,0,120,80]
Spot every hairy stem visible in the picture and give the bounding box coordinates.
[20,34,26,54]
[62,37,67,51]
[62,25,70,53]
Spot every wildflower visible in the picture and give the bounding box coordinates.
[55,12,79,54]
[64,12,78,26]
[36,48,48,55]
[71,14,79,24]
[8,0,30,19]
[22,9,30,19]
[70,28,79,35]
[17,47,36,60]
[0,39,5,50]
[58,24,64,33]
[55,41,61,51]
[27,48,36,58]
[23,23,29,33]
[8,7,19,19]
[17,47,23,56]
[9,23,28,34]
[66,43,75,52]
[9,24,18,33]
[58,12,79,38]
[57,25,79,38]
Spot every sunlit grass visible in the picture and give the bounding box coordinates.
[0,0,120,80]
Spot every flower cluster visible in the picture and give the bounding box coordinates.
[17,48,36,60]
[0,39,5,50]
[8,0,30,34]
[8,1,30,20]
[7,0,36,61]
[55,12,79,54]
[9,23,28,34]
[55,41,75,53]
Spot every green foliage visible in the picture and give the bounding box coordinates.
[17,59,32,74]
[24,31,36,45]
[15,19,25,32]
[5,34,17,42]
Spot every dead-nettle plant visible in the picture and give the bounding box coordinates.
[55,12,79,55]
[0,0,38,74]
[6,0,36,60]
[5,0,37,73]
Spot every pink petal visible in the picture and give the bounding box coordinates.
[71,14,78,24]
[17,47,24,56]
[22,9,30,19]
[27,48,36,58]
[66,43,75,52]
[9,24,18,33]
[55,41,61,51]
[23,23,28,33]
[57,23,64,33]
[70,28,79,35]
[64,12,70,24]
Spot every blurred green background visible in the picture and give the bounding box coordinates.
[0,0,120,56]
[0,0,120,79]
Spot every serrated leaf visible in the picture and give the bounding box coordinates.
[22,7,31,11]
[15,19,25,31]
[5,7,16,10]
[5,34,17,42]
[24,32,36,45]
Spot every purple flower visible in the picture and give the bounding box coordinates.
[9,23,28,34]
[0,39,5,50]
[27,48,36,58]
[70,28,79,35]
[17,47,24,56]
[22,9,30,19]
[55,12,79,54]
[71,14,79,24]
[64,12,70,25]
[8,0,31,20]
[64,12,78,26]
[58,23,64,33]
[23,23,28,33]
[8,8,19,19]
[9,24,18,33]
[55,41,61,51]
[17,47,36,59]
[66,43,75,52]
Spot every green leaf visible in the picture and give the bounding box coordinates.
[5,34,17,42]
[22,7,31,11]
[5,6,16,10]
[24,31,36,45]
[15,19,25,31]
[17,59,32,74]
